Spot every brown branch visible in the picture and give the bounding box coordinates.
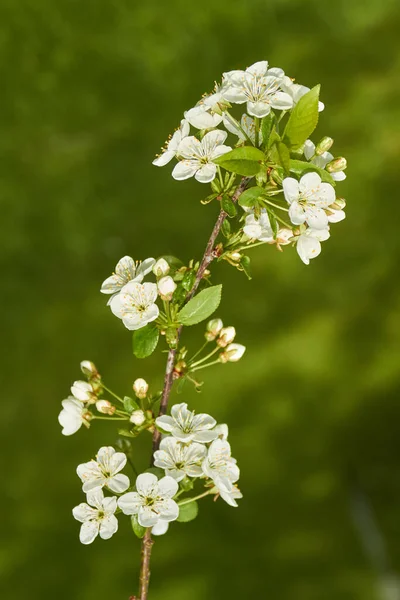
[136,176,250,600]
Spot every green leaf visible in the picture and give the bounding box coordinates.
[240,255,252,280]
[221,194,237,218]
[267,126,281,149]
[269,141,290,174]
[266,207,278,237]
[289,159,335,185]
[181,270,196,292]
[221,219,231,238]
[178,285,222,326]
[283,85,320,149]
[238,186,265,208]
[261,114,274,147]
[123,396,139,413]
[214,146,265,176]
[131,515,147,539]
[132,323,159,359]
[177,501,199,523]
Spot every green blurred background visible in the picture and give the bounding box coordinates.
[2,0,400,598]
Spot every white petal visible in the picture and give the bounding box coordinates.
[102,496,118,514]
[317,182,336,206]
[79,521,99,545]
[152,521,169,536]
[246,60,269,76]
[194,429,219,443]
[305,207,329,229]
[118,492,141,515]
[297,235,321,265]
[86,489,104,509]
[99,515,118,540]
[109,293,123,318]
[247,101,271,118]
[195,163,216,183]
[100,274,122,295]
[107,473,130,493]
[135,258,156,279]
[299,172,321,193]
[192,413,217,430]
[109,451,127,475]
[138,506,159,527]
[171,160,198,181]
[303,140,315,161]
[222,88,247,104]
[96,446,115,471]
[135,472,158,496]
[155,415,175,432]
[202,129,228,148]
[158,499,179,522]
[153,150,175,167]
[157,476,179,499]
[288,201,306,225]
[270,91,293,110]
[282,177,299,204]
[72,503,96,523]
[184,107,216,129]
[332,171,346,181]
[327,209,346,223]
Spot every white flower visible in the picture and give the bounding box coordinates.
[283,172,335,229]
[296,227,330,265]
[243,209,274,242]
[72,489,118,545]
[281,76,325,112]
[152,521,169,536]
[222,61,293,118]
[130,410,146,426]
[100,256,156,301]
[202,439,240,504]
[133,378,148,399]
[223,114,263,146]
[184,90,226,129]
[157,275,177,299]
[118,473,179,528]
[71,380,96,404]
[172,130,231,184]
[220,343,246,363]
[109,281,159,331]
[303,140,346,181]
[152,258,170,277]
[58,398,88,436]
[77,446,130,494]
[153,437,206,481]
[156,402,218,444]
[214,424,229,440]
[219,484,243,508]
[153,120,190,166]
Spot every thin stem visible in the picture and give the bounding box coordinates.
[263,198,289,212]
[187,339,210,365]
[102,384,125,405]
[92,415,129,421]
[190,359,221,373]
[274,213,292,228]
[189,345,220,368]
[224,111,253,144]
[136,176,251,600]
[127,455,139,477]
[178,489,214,506]
[254,117,260,147]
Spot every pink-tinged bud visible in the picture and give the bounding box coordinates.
[153,258,170,278]
[326,157,347,173]
[80,360,99,379]
[96,400,115,415]
[219,343,246,363]
[205,318,223,341]
[217,326,236,348]
[133,378,148,399]
[315,136,334,155]
[130,409,146,426]
[158,275,177,300]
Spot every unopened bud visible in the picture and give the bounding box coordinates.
[153,258,170,278]
[219,343,246,363]
[96,400,115,415]
[217,326,236,348]
[133,378,148,399]
[276,228,293,246]
[158,275,177,300]
[331,197,346,210]
[229,252,242,263]
[326,157,347,173]
[80,360,99,379]
[315,136,334,155]
[71,380,96,404]
[130,409,146,426]
[205,318,223,341]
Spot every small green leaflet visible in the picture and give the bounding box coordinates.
[132,323,159,358]
[221,194,237,217]
[283,85,320,149]
[178,285,222,326]
[177,501,199,522]
[123,396,139,413]
[238,186,265,208]
[131,515,146,539]
[269,141,290,174]
[214,146,265,176]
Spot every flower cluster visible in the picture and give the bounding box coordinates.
[71,403,241,544]
[153,59,347,266]
[58,361,101,436]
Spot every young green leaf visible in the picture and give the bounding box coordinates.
[177,501,199,523]
[123,396,139,413]
[283,85,320,149]
[261,114,274,147]
[132,323,159,359]
[267,126,281,149]
[181,270,196,292]
[240,255,252,280]
[221,219,231,238]
[131,515,147,539]
[289,159,335,185]
[265,206,278,237]
[269,141,291,174]
[238,186,265,208]
[214,146,265,176]
[178,285,222,326]
[221,194,237,218]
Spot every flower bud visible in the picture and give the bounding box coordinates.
[326,157,347,173]
[217,326,236,348]
[331,197,346,210]
[133,378,148,399]
[219,343,246,363]
[158,275,177,300]
[229,252,242,263]
[71,380,96,404]
[315,136,334,155]
[205,318,223,341]
[153,258,170,278]
[80,360,99,379]
[96,400,115,415]
[130,409,146,426]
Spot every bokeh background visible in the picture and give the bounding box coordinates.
[2,0,400,598]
